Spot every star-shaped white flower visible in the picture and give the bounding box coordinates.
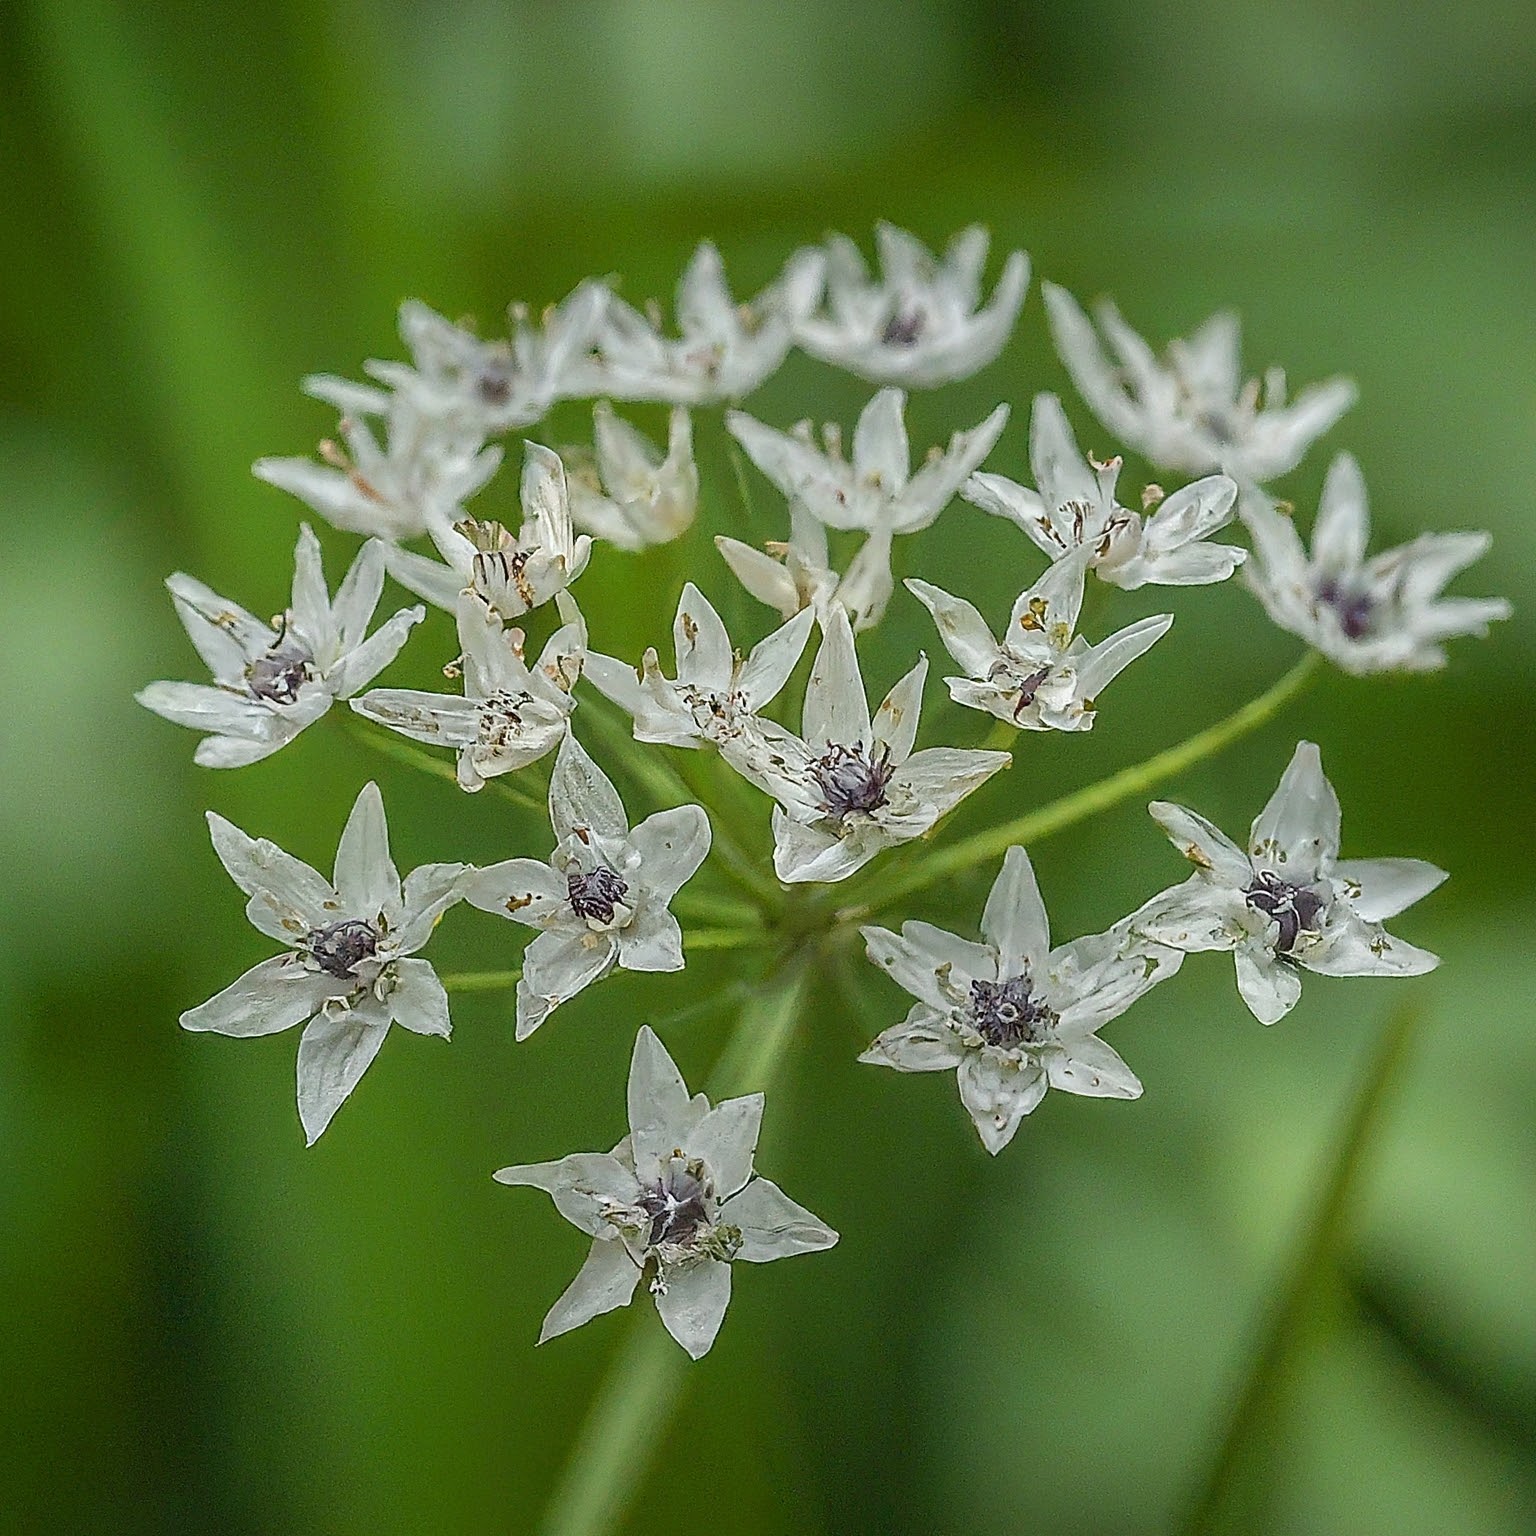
[589,241,825,405]
[965,393,1244,590]
[565,403,698,551]
[796,223,1029,388]
[254,377,502,542]
[182,783,465,1144]
[1043,282,1356,484]
[906,548,1172,729]
[860,847,1181,1152]
[585,582,814,794]
[461,733,712,1037]
[352,594,585,792]
[495,1026,837,1357]
[1132,741,1444,1024]
[137,525,424,768]
[382,442,592,622]
[762,607,1011,884]
[1240,453,1510,674]
[369,281,612,433]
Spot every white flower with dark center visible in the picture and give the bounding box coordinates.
[382,442,592,622]
[859,848,1181,1152]
[461,734,712,1037]
[906,549,1172,729]
[254,378,501,542]
[352,593,584,792]
[965,393,1244,590]
[796,223,1029,388]
[1043,283,1356,484]
[589,241,826,406]
[368,282,612,433]
[585,583,814,793]
[564,403,698,550]
[1240,454,1510,674]
[716,496,907,634]
[494,1026,837,1356]
[763,607,1010,884]
[728,388,1008,539]
[182,783,465,1145]
[137,525,424,769]
[1131,741,1444,1024]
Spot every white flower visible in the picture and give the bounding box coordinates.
[137,525,424,768]
[254,378,501,542]
[461,734,712,1038]
[860,848,1181,1152]
[181,783,465,1145]
[585,583,814,794]
[906,549,1172,729]
[1132,742,1444,1025]
[796,223,1029,388]
[564,403,698,551]
[1240,453,1511,674]
[495,1026,837,1357]
[763,607,1011,884]
[1043,282,1356,483]
[964,393,1244,590]
[370,281,612,433]
[352,594,584,792]
[588,241,826,405]
[382,442,592,622]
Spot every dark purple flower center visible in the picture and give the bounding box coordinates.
[246,645,312,705]
[813,743,894,818]
[881,309,925,347]
[1315,576,1374,640]
[1244,870,1326,954]
[1012,664,1053,718]
[639,1164,711,1249]
[307,918,379,978]
[476,365,513,405]
[968,974,1056,1049]
[567,865,629,924]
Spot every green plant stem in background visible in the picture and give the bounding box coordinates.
[441,970,523,993]
[863,650,1322,917]
[1180,998,1423,1536]
[536,963,810,1536]
[343,718,548,814]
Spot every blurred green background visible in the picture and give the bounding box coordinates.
[3,1,1534,1532]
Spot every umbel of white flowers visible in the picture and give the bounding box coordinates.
[496,1026,838,1358]
[182,783,465,1144]
[1132,741,1444,1024]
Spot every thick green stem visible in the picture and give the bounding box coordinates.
[535,963,809,1536]
[1180,998,1422,1534]
[863,651,1321,917]
[440,970,522,993]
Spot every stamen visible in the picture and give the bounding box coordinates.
[246,644,312,705]
[1244,870,1326,953]
[812,743,895,819]
[638,1161,711,1250]
[881,309,925,347]
[567,865,629,925]
[1314,576,1374,640]
[307,918,379,979]
[968,974,1056,1049]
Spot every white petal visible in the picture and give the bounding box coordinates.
[905,579,998,676]
[387,958,451,1038]
[673,583,732,689]
[1233,948,1304,1024]
[136,681,275,739]
[736,606,817,710]
[461,859,569,926]
[627,1025,694,1170]
[802,606,871,750]
[331,539,387,651]
[1312,453,1371,571]
[851,388,911,492]
[1303,916,1439,978]
[296,1013,392,1144]
[772,812,881,884]
[549,731,629,844]
[332,782,398,918]
[395,862,469,953]
[716,535,801,619]
[1044,1035,1142,1099]
[894,403,1009,534]
[871,654,926,763]
[206,812,338,937]
[1248,742,1341,876]
[653,1258,732,1359]
[858,1004,967,1072]
[494,1151,641,1236]
[618,907,685,973]
[1330,858,1447,922]
[516,929,617,1038]
[348,688,480,749]
[1073,613,1173,700]
[1147,801,1252,885]
[884,748,1010,831]
[322,604,425,698]
[630,805,711,903]
[1130,877,1239,953]
[687,1093,763,1198]
[180,954,328,1036]
[726,1178,839,1262]
[1028,393,1098,511]
[538,1238,642,1343]
[861,926,953,1012]
[957,1052,1045,1153]
[980,846,1050,969]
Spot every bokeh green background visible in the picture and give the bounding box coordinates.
[3,2,1533,1532]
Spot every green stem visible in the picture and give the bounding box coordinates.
[1181,998,1422,1535]
[343,719,547,814]
[535,963,809,1536]
[864,651,1321,917]
[683,927,768,953]
[440,970,521,993]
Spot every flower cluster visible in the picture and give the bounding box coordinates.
[141,222,1505,1356]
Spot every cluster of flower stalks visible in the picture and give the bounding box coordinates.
[139,223,1508,1361]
